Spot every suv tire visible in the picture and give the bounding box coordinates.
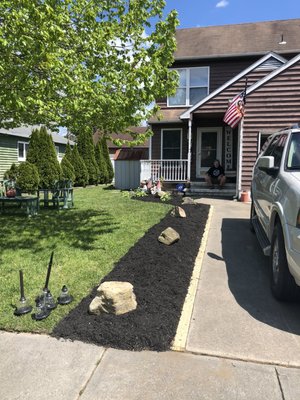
[270,222,299,301]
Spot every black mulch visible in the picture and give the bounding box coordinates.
[52,197,210,352]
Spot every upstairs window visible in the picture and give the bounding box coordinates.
[18,141,29,161]
[168,67,209,107]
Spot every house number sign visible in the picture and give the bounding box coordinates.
[225,126,233,171]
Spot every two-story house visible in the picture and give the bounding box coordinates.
[147,18,300,198]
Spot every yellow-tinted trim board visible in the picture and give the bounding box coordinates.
[171,205,214,352]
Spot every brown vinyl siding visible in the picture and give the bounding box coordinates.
[242,61,300,190]
[194,68,279,115]
[151,124,188,160]
[158,58,258,108]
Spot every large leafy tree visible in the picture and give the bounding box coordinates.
[0,1,178,144]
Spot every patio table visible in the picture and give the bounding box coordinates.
[0,196,39,217]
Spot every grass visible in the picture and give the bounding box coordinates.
[0,186,172,333]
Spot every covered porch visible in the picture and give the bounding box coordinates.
[144,115,240,197]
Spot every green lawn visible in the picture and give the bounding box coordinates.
[0,186,171,333]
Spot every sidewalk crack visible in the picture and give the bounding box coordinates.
[77,348,107,399]
[275,367,286,400]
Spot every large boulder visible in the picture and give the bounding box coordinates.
[89,281,137,316]
[182,196,195,205]
[171,206,186,218]
[158,227,180,245]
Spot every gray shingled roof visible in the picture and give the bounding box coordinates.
[174,19,300,60]
[0,125,75,145]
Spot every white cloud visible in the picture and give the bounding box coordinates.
[216,0,229,8]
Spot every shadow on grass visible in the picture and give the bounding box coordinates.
[0,207,119,254]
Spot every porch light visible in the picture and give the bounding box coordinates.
[278,34,287,45]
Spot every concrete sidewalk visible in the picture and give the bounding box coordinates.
[1,199,300,400]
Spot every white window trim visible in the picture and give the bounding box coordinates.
[55,145,63,161]
[167,67,210,107]
[160,128,183,160]
[17,141,29,161]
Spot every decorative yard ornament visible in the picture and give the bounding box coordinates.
[45,290,57,310]
[14,270,32,316]
[36,251,56,309]
[32,293,50,321]
[57,285,73,305]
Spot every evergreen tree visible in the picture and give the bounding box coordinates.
[3,163,19,180]
[70,145,89,187]
[77,129,99,184]
[101,137,114,183]
[16,162,40,194]
[95,141,108,184]
[61,156,75,183]
[27,126,61,188]
[64,142,73,163]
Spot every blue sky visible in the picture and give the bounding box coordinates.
[163,0,300,28]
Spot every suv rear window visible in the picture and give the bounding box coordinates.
[286,132,300,169]
[263,134,288,168]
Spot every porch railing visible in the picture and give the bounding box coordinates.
[140,160,188,182]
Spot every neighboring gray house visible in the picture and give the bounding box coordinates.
[0,125,75,180]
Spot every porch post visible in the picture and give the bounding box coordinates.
[187,118,192,181]
[236,119,244,199]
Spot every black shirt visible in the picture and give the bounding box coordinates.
[207,166,225,178]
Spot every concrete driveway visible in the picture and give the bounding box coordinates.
[188,198,300,366]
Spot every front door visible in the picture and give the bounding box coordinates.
[196,127,222,178]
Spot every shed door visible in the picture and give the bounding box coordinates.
[196,127,222,178]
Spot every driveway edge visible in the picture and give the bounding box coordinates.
[171,204,214,352]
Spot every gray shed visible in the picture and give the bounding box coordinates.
[114,148,147,190]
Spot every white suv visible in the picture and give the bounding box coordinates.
[251,126,300,300]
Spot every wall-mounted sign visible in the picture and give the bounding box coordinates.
[225,126,233,171]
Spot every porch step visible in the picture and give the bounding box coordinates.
[186,182,236,199]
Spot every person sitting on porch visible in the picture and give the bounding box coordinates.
[205,159,226,189]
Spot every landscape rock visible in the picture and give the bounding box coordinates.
[182,196,195,205]
[158,227,180,245]
[171,206,186,218]
[89,281,137,316]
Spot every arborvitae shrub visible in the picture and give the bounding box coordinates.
[101,137,114,183]
[3,163,19,180]
[77,130,99,184]
[95,141,108,184]
[61,156,75,183]
[71,145,89,187]
[16,162,40,193]
[27,126,61,188]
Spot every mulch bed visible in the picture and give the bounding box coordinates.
[52,197,210,351]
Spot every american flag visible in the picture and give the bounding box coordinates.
[223,90,246,129]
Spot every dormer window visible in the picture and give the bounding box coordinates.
[168,67,209,107]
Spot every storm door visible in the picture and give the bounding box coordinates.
[196,127,222,178]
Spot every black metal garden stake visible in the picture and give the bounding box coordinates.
[14,270,32,316]
[36,251,56,310]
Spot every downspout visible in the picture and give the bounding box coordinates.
[187,117,192,182]
[236,119,244,199]
[149,131,152,160]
